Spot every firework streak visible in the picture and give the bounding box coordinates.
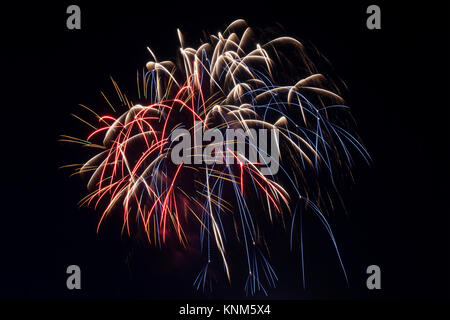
[61,20,370,295]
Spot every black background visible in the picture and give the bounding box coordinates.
[0,0,448,302]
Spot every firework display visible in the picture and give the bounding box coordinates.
[62,19,370,295]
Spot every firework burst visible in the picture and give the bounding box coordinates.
[61,19,370,295]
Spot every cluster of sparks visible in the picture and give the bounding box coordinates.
[62,20,370,295]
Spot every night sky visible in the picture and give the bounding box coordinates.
[0,0,448,301]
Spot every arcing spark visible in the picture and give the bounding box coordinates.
[61,19,370,295]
